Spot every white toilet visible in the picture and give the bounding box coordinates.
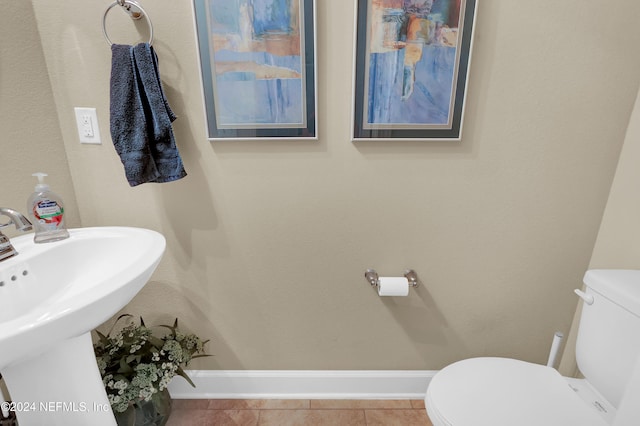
[426,269,640,426]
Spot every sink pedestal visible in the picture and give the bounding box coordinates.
[1,332,116,426]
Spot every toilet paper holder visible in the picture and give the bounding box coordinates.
[364,269,419,289]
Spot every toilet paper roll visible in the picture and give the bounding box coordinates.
[377,276,409,296]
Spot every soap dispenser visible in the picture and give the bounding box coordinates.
[27,173,70,243]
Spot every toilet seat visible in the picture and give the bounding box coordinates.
[426,357,609,426]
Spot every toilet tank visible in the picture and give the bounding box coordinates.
[575,269,640,409]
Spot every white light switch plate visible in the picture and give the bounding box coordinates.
[74,107,101,144]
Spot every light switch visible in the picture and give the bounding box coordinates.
[74,107,101,144]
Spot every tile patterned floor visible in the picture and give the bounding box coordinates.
[167,399,434,426]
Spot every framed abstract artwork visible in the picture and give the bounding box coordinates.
[352,0,477,141]
[193,0,317,140]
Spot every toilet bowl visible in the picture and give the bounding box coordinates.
[425,270,640,426]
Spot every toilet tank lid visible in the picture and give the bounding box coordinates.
[584,269,640,316]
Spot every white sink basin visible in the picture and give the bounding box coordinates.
[0,227,166,425]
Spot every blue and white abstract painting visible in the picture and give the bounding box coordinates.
[364,0,463,128]
[207,0,306,128]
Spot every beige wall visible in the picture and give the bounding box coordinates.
[560,86,640,376]
[25,0,640,370]
[590,87,640,270]
[0,1,79,235]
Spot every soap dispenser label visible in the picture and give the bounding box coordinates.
[33,200,64,228]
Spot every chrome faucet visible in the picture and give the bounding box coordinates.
[0,208,33,262]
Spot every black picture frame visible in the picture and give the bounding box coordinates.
[193,0,317,140]
[352,0,477,141]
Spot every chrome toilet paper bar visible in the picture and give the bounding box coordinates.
[364,269,419,289]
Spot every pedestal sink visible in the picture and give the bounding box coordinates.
[0,227,166,426]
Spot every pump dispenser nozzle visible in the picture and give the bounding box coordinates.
[32,172,50,192]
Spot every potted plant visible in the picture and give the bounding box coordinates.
[93,314,209,426]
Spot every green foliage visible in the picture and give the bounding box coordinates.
[93,314,210,413]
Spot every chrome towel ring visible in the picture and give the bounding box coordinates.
[102,0,153,46]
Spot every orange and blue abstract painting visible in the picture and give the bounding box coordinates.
[354,0,475,139]
[194,0,316,139]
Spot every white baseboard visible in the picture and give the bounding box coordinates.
[168,370,435,400]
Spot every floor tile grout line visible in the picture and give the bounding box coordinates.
[173,407,428,410]
[256,408,262,426]
[173,408,430,412]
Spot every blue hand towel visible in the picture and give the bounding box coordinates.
[109,43,186,186]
